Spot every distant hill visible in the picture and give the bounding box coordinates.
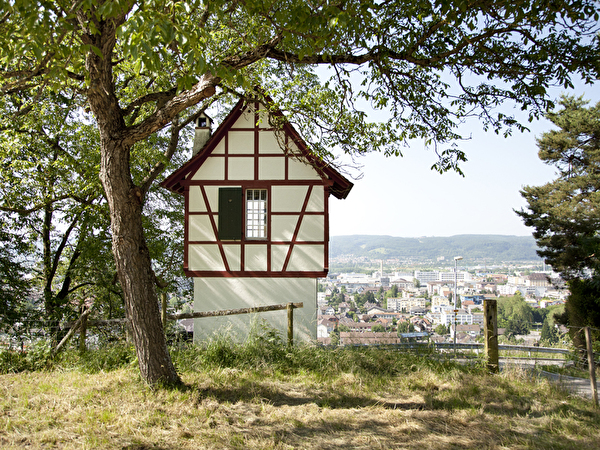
[330,235,541,263]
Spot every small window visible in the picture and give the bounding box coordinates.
[246,189,267,239]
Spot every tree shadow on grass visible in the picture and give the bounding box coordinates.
[134,372,600,450]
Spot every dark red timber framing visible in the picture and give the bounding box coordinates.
[161,98,353,279]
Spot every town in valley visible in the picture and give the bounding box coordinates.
[317,256,566,347]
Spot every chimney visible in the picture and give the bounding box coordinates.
[192,113,212,156]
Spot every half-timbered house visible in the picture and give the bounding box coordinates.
[161,98,352,341]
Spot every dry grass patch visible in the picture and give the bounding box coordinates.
[1,355,599,450]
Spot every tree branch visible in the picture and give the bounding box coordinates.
[122,74,219,146]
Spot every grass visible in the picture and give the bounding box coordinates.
[0,328,599,449]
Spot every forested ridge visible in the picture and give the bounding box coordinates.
[330,234,540,262]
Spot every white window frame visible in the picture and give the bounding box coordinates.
[245,189,267,239]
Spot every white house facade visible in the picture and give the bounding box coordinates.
[162,98,352,342]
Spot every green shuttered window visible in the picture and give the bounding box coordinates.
[218,188,243,240]
[218,187,268,240]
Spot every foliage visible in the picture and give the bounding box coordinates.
[540,318,560,345]
[0,88,189,334]
[518,96,600,280]
[397,321,415,335]
[505,317,531,339]
[371,324,386,332]
[497,293,533,326]
[327,291,345,307]
[0,220,31,326]
[434,324,448,335]
[353,290,376,311]
[554,278,600,347]
[518,97,600,345]
[0,90,105,330]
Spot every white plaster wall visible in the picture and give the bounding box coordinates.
[288,158,322,180]
[188,186,206,212]
[271,186,309,212]
[306,187,325,212]
[258,156,285,179]
[213,140,226,154]
[287,245,324,271]
[204,186,220,212]
[258,131,283,152]
[188,245,225,271]
[193,277,318,343]
[228,156,254,180]
[297,216,324,241]
[232,106,256,128]
[228,131,254,154]
[188,215,215,241]
[223,245,241,271]
[192,157,224,180]
[245,245,268,271]
[271,215,297,241]
[270,245,289,271]
[258,105,271,129]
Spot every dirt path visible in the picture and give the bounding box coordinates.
[538,369,598,400]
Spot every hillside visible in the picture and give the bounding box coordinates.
[1,343,599,449]
[330,234,541,263]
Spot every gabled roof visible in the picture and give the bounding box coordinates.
[161,98,353,199]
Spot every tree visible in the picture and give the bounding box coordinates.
[0,91,107,336]
[518,97,600,279]
[540,318,559,345]
[497,293,533,328]
[372,324,386,332]
[505,317,530,339]
[2,0,599,385]
[518,97,600,345]
[434,324,448,335]
[0,89,188,342]
[0,218,31,327]
[397,321,415,335]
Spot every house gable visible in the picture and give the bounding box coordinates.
[161,99,352,279]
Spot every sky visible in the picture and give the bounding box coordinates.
[328,83,599,238]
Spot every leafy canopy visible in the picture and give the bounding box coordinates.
[1,0,599,173]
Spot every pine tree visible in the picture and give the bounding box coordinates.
[518,96,600,345]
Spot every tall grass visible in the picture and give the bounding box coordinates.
[1,320,473,382]
[2,322,599,450]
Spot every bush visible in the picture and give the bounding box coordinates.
[0,339,54,374]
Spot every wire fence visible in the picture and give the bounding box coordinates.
[0,318,130,352]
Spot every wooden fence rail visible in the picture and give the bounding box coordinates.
[166,302,303,320]
[56,301,304,353]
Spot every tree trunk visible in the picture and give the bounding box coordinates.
[100,138,180,386]
[81,9,215,386]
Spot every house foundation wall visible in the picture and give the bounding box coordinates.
[192,277,318,343]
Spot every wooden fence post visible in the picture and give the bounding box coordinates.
[484,299,499,374]
[161,292,167,326]
[287,302,293,347]
[79,312,87,353]
[584,327,598,408]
